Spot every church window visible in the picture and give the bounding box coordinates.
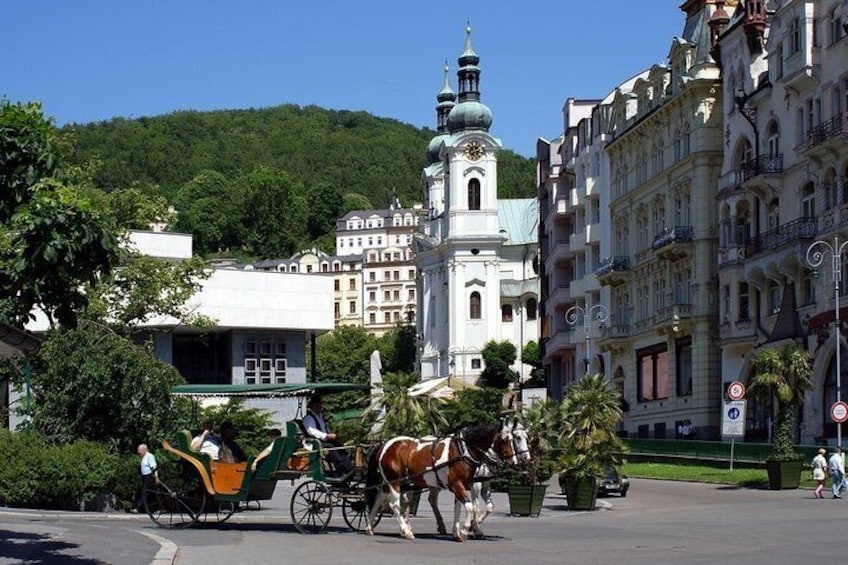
[526,298,537,320]
[501,304,513,322]
[468,179,481,210]
[470,292,482,319]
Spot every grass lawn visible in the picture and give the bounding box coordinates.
[624,461,819,490]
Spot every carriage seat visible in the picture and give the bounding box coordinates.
[252,436,289,480]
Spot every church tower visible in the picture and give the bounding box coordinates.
[416,26,508,382]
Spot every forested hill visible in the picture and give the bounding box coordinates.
[64,104,535,258]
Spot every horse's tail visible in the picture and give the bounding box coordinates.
[365,442,383,511]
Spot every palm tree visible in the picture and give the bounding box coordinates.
[558,374,627,479]
[748,344,813,461]
[369,372,447,439]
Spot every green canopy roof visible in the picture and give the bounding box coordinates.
[170,382,370,399]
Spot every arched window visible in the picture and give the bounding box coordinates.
[470,292,482,319]
[526,298,538,320]
[501,304,513,322]
[468,178,481,211]
[767,198,780,230]
[766,121,780,157]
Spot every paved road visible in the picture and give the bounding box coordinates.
[1,479,842,564]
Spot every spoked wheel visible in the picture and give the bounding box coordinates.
[341,492,382,531]
[198,499,237,525]
[290,480,333,534]
[144,460,207,529]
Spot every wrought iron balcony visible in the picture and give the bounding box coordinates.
[744,217,817,257]
[807,111,848,150]
[652,226,694,250]
[743,154,783,178]
[595,256,631,277]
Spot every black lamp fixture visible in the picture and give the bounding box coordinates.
[734,87,759,164]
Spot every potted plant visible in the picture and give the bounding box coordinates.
[557,374,627,511]
[503,399,562,516]
[748,344,812,490]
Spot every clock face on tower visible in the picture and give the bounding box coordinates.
[464,141,485,161]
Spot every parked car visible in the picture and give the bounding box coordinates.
[559,465,630,497]
[598,466,630,497]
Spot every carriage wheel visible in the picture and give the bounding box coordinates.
[290,480,333,534]
[198,499,237,525]
[341,493,382,531]
[144,460,207,529]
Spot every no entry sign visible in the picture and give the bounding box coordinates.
[727,381,746,401]
[831,401,848,423]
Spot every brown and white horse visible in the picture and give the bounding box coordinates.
[363,421,517,541]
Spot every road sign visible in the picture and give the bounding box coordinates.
[727,381,746,401]
[722,400,746,437]
[831,401,848,423]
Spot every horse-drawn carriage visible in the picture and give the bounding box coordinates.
[143,382,381,533]
[144,381,529,540]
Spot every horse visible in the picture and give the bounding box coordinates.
[427,420,530,536]
[364,420,517,541]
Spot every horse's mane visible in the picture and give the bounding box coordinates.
[461,422,499,448]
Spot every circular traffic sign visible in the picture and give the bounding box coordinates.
[831,401,848,423]
[727,381,746,400]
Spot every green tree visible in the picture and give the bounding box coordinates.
[378,323,417,375]
[312,325,377,410]
[748,344,813,460]
[480,340,519,389]
[370,372,447,438]
[521,340,545,387]
[440,387,505,431]
[0,100,120,328]
[173,170,240,256]
[26,325,187,453]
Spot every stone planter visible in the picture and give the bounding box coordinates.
[507,483,547,517]
[765,459,803,490]
[563,475,598,511]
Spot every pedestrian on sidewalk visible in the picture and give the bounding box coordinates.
[812,448,828,498]
[135,443,159,512]
[828,447,845,499]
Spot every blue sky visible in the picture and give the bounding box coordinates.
[4,1,685,158]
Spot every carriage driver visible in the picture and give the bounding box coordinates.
[303,395,352,476]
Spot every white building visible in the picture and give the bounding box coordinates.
[9,230,335,428]
[416,28,540,385]
[714,0,848,444]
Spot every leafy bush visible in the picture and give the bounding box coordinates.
[0,429,137,510]
[439,388,505,432]
[195,399,278,455]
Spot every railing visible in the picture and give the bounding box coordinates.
[599,324,631,339]
[743,154,783,178]
[595,256,631,277]
[745,217,817,257]
[652,226,694,250]
[718,169,745,194]
[807,111,848,150]
[625,439,819,465]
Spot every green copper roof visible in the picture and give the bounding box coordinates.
[170,382,371,398]
[498,198,538,246]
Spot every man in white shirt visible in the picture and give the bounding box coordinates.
[828,447,845,498]
[303,395,352,476]
[135,443,158,512]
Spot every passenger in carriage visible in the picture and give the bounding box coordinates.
[219,421,247,463]
[303,395,352,476]
[191,421,221,460]
[251,428,282,472]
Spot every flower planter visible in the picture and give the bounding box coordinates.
[507,483,547,517]
[563,475,598,511]
[765,459,802,490]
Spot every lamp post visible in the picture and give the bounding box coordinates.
[734,88,759,174]
[565,304,610,375]
[807,235,848,449]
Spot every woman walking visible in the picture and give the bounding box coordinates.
[812,448,828,498]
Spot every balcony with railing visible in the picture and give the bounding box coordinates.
[652,226,694,260]
[718,169,745,196]
[806,111,848,153]
[595,256,631,287]
[743,154,784,181]
[744,217,817,258]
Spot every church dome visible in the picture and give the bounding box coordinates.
[447,101,493,133]
[427,133,447,164]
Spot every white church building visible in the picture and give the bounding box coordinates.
[415,27,540,385]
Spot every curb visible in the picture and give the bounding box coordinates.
[138,530,179,565]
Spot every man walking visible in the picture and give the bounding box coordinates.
[135,443,159,512]
[828,447,845,499]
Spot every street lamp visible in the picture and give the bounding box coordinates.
[807,235,848,448]
[565,304,610,375]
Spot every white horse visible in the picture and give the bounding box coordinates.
[427,420,530,537]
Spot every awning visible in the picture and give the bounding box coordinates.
[407,377,478,399]
[170,382,370,399]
